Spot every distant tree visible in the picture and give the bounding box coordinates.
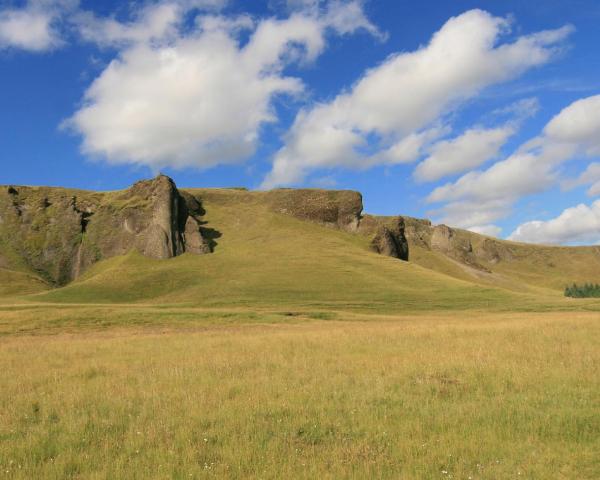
[564,283,600,298]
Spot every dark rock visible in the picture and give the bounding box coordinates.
[360,214,409,261]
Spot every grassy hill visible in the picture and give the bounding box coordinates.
[0,186,590,314]
[1,180,600,313]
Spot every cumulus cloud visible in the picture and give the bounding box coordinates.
[262,9,573,188]
[66,1,380,170]
[428,94,600,234]
[322,0,386,40]
[428,198,512,230]
[544,94,600,155]
[0,0,74,51]
[508,200,600,245]
[414,125,514,182]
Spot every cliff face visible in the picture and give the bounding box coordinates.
[358,215,409,261]
[265,189,363,232]
[402,217,497,271]
[0,175,211,285]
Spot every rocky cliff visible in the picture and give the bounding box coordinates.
[265,188,363,232]
[402,217,517,271]
[0,175,211,285]
[358,215,409,261]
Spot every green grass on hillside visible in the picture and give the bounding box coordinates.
[0,268,48,299]
[20,188,597,313]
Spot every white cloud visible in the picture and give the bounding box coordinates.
[427,150,562,204]
[428,198,512,230]
[75,1,229,48]
[66,2,380,170]
[491,97,540,120]
[589,181,600,197]
[508,200,600,245]
[262,9,573,188]
[0,0,73,51]
[563,162,600,196]
[414,125,514,182]
[544,94,600,152]
[322,0,386,40]
[428,94,600,232]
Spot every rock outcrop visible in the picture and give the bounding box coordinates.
[0,176,211,285]
[359,215,409,261]
[401,217,504,271]
[265,189,363,232]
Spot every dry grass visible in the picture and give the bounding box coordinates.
[0,311,598,479]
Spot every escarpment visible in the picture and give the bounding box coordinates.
[0,175,211,285]
[400,218,497,271]
[265,189,363,232]
[4,175,600,294]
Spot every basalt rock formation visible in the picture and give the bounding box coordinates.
[402,217,521,271]
[0,175,211,285]
[358,214,409,261]
[265,189,363,232]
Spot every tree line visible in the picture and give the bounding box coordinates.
[564,283,600,298]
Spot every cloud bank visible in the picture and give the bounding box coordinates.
[262,9,573,188]
[430,94,600,239]
[509,200,600,245]
[64,0,382,170]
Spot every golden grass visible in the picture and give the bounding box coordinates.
[0,311,598,479]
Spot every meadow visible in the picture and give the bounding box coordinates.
[0,307,598,479]
[1,188,600,478]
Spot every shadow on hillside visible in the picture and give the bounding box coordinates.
[199,223,221,252]
[182,195,222,253]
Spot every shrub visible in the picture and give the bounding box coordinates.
[564,283,600,298]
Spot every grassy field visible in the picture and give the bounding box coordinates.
[0,309,598,479]
[1,188,600,478]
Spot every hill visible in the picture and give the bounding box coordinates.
[1,175,600,312]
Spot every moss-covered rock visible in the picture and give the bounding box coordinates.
[0,176,211,285]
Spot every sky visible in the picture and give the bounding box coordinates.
[1,0,600,245]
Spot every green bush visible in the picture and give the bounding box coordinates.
[564,283,600,298]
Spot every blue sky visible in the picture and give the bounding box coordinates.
[1,0,600,244]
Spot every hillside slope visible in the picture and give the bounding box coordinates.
[2,177,600,311]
